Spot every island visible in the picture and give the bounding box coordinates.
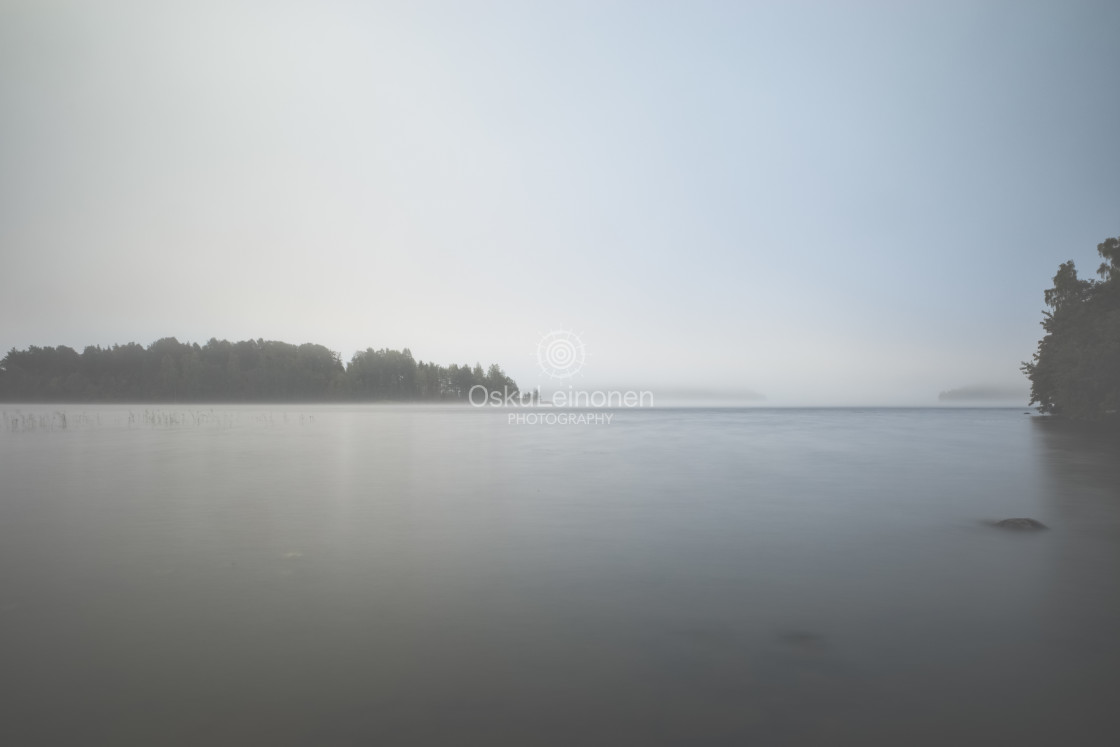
[0,338,519,402]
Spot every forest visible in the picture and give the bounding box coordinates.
[1022,236,1120,420]
[0,337,519,402]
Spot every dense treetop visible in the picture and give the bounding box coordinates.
[1022,236,1120,420]
[0,337,519,402]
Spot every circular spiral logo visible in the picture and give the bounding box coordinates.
[536,329,586,379]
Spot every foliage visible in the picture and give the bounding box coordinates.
[0,338,518,403]
[1022,237,1120,419]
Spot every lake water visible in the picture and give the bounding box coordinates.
[1,405,1118,745]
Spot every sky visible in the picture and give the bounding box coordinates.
[1,0,1117,405]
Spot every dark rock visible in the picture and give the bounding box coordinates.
[992,518,1048,530]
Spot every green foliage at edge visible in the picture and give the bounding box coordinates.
[1022,236,1120,420]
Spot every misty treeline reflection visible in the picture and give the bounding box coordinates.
[0,337,519,402]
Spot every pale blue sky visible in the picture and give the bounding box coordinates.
[1,0,1117,403]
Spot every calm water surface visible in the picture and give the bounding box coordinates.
[1,406,1118,745]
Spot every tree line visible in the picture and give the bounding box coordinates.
[0,337,519,402]
[1022,236,1120,420]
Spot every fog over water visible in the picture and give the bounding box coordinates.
[3,2,1118,743]
[2,1,1118,403]
[2,405,1118,744]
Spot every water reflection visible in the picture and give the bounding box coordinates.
[1,407,1118,745]
[1027,418,1120,744]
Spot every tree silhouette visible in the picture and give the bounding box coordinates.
[1023,236,1120,420]
[0,338,519,403]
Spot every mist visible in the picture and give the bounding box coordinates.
[2,0,1117,404]
[4,4,1120,741]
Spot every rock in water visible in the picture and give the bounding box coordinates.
[993,518,1048,530]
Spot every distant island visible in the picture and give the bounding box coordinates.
[1022,235,1120,420]
[0,338,519,402]
[937,385,1026,402]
